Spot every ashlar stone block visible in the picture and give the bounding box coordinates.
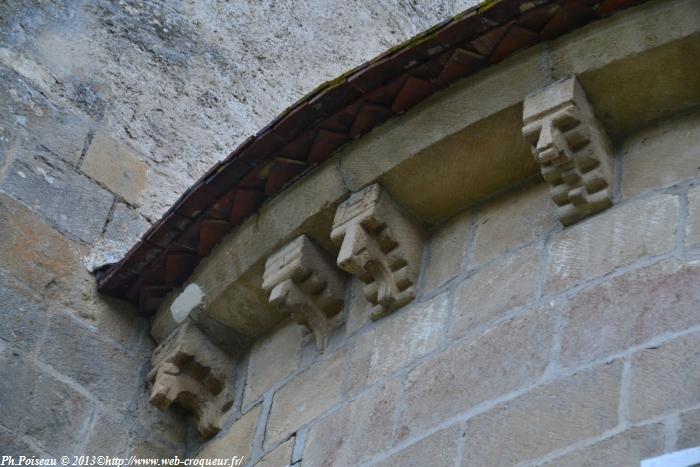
[523,77,614,226]
[331,184,423,320]
[262,235,345,351]
[148,322,234,439]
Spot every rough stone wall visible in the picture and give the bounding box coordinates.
[198,109,700,466]
[0,0,478,457]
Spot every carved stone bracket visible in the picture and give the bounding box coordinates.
[522,77,614,226]
[331,184,423,320]
[148,321,234,439]
[262,235,345,351]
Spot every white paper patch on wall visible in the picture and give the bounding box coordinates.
[170,283,204,323]
[641,447,700,467]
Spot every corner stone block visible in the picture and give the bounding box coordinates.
[148,322,234,439]
[331,184,423,320]
[522,77,614,226]
[262,235,345,351]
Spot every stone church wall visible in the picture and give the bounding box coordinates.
[197,109,700,466]
[0,0,475,458]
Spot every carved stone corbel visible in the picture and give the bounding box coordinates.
[262,235,345,351]
[147,321,234,439]
[331,184,423,320]
[522,77,614,226]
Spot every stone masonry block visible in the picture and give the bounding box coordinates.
[545,194,678,294]
[523,77,614,226]
[0,275,49,353]
[451,242,541,339]
[471,182,557,266]
[345,277,371,337]
[377,425,462,467]
[243,320,303,408]
[262,235,346,351]
[0,424,43,457]
[0,64,89,167]
[304,379,401,466]
[541,424,665,467]
[628,331,700,422]
[83,411,131,456]
[622,110,700,198]
[346,292,448,394]
[331,184,424,320]
[0,351,94,456]
[461,361,622,467]
[687,184,700,248]
[0,193,80,291]
[399,304,555,438]
[678,407,700,450]
[198,404,261,461]
[81,132,148,206]
[1,152,113,244]
[560,259,700,367]
[39,310,143,409]
[423,210,470,292]
[265,348,346,449]
[257,437,294,467]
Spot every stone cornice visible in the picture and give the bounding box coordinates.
[96,0,650,315]
[112,0,698,353]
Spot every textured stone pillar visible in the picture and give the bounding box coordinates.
[148,322,234,439]
[331,184,423,320]
[262,235,346,351]
[522,77,614,226]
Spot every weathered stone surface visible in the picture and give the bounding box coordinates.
[81,132,148,206]
[132,386,189,447]
[523,77,614,226]
[1,0,480,221]
[265,348,346,449]
[257,437,294,467]
[0,193,87,293]
[0,351,94,456]
[451,243,541,339]
[399,305,555,437]
[198,404,261,461]
[678,407,700,450]
[0,64,89,167]
[560,259,700,367]
[345,278,371,337]
[541,424,665,467]
[423,210,470,291]
[622,110,700,197]
[130,439,179,458]
[346,293,448,393]
[687,185,700,248]
[304,379,401,466]
[148,322,235,439]
[332,184,424,320]
[84,411,131,456]
[243,321,303,408]
[0,424,43,457]
[85,202,152,271]
[39,310,143,408]
[545,194,678,294]
[628,331,700,422]
[471,182,556,266]
[461,361,622,467]
[1,152,113,244]
[376,425,461,467]
[0,276,48,352]
[262,235,345,350]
